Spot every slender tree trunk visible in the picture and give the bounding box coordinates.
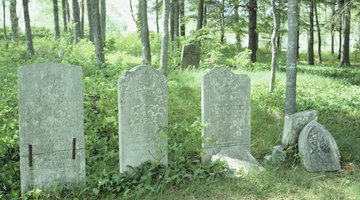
[100,0,106,43]
[196,0,204,30]
[170,2,175,41]
[220,0,225,43]
[203,3,207,26]
[80,0,84,37]
[53,0,61,38]
[22,0,34,55]
[139,0,151,64]
[234,0,241,49]
[9,0,18,41]
[341,0,351,66]
[269,0,279,92]
[2,0,6,38]
[90,0,105,67]
[285,0,298,116]
[179,0,185,36]
[308,1,314,65]
[248,0,258,62]
[66,0,70,23]
[72,0,81,43]
[314,3,322,64]
[161,0,170,75]
[155,0,159,34]
[174,0,179,38]
[331,1,335,54]
[62,0,68,32]
[87,0,94,42]
[337,0,343,59]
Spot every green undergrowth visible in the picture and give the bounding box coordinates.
[1,34,360,199]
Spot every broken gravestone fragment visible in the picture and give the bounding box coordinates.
[282,110,318,146]
[298,120,341,172]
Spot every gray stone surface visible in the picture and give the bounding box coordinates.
[211,149,264,176]
[118,65,168,172]
[180,43,200,68]
[282,110,318,146]
[18,63,85,194]
[298,120,341,172]
[201,68,251,162]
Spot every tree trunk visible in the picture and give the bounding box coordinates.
[269,0,279,92]
[234,0,241,49]
[341,0,351,66]
[285,0,298,116]
[203,3,207,26]
[248,0,258,62]
[100,0,106,43]
[9,0,18,41]
[179,0,185,36]
[155,0,159,34]
[170,2,175,41]
[22,0,34,55]
[53,0,61,38]
[160,0,170,75]
[66,0,70,23]
[80,0,85,38]
[139,0,151,64]
[330,1,335,54]
[308,1,314,65]
[314,3,322,64]
[90,0,105,67]
[174,0,179,38]
[337,0,343,59]
[2,0,6,38]
[196,0,204,30]
[72,0,81,43]
[62,0,68,32]
[87,0,94,42]
[220,0,225,43]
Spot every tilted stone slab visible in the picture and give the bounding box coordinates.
[118,65,168,172]
[282,110,318,146]
[180,43,200,68]
[18,63,85,194]
[298,120,341,172]
[202,68,251,162]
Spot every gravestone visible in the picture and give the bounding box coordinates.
[282,110,318,146]
[298,120,341,172]
[18,63,85,194]
[180,43,200,68]
[118,65,168,172]
[202,68,251,163]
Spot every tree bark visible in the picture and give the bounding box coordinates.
[53,0,61,38]
[160,0,170,75]
[170,1,175,41]
[139,0,151,64]
[174,0,179,39]
[248,0,258,62]
[2,0,6,38]
[80,0,85,37]
[100,0,106,43]
[90,0,105,67]
[308,1,314,65]
[72,0,82,43]
[341,0,351,66]
[196,0,204,30]
[9,0,18,41]
[155,0,159,34]
[337,0,343,59]
[220,0,225,43]
[179,0,185,36]
[330,1,335,54]
[285,0,298,116]
[62,0,68,32]
[314,3,322,64]
[234,0,241,48]
[22,0,34,55]
[87,0,94,42]
[269,0,279,92]
[66,0,70,23]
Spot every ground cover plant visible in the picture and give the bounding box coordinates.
[0,32,359,199]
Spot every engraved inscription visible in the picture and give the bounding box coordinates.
[308,126,331,154]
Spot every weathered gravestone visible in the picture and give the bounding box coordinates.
[118,65,168,172]
[18,63,85,194]
[282,110,318,146]
[180,43,200,68]
[298,120,341,172]
[201,68,252,163]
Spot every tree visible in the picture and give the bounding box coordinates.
[234,0,241,48]
[314,3,322,63]
[337,0,343,59]
[139,0,151,64]
[330,0,335,54]
[62,0,68,32]
[87,0,94,42]
[160,0,170,75]
[53,0,61,38]
[2,0,6,38]
[285,0,298,116]
[100,0,106,43]
[155,0,160,33]
[80,0,85,37]
[196,0,204,30]
[22,0,34,55]
[269,0,279,92]
[220,0,225,43]
[9,0,18,41]
[308,1,314,65]
[89,0,105,67]
[179,0,185,36]
[341,0,351,66]
[72,0,82,43]
[248,0,258,62]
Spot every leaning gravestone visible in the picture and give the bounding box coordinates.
[118,65,168,172]
[298,120,341,172]
[201,68,252,163]
[18,63,85,194]
[282,110,318,146]
[180,43,200,68]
